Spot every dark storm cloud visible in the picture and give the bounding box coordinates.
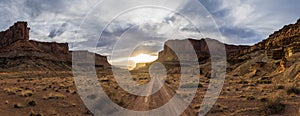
[1,0,300,53]
[48,23,68,38]
[96,24,134,47]
[220,27,256,39]
[219,26,261,44]
[198,0,229,18]
[24,0,66,17]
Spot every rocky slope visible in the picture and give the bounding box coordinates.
[0,22,110,72]
[155,18,300,69]
[156,38,250,64]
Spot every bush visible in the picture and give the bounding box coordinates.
[27,100,37,106]
[43,93,66,100]
[14,103,25,108]
[277,85,285,90]
[237,80,249,84]
[287,87,300,95]
[20,90,33,97]
[29,110,44,116]
[261,97,285,115]
[256,80,272,84]
[181,83,203,88]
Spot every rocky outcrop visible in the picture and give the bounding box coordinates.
[0,22,29,48]
[243,19,300,59]
[72,50,110,68]
[0,21,111,71]
[156,19,300,65]
[156,38,250,63]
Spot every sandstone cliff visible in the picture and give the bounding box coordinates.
[0,22,29,48]
[0,22,111,72]
[243,19,300,59]
[156,19,300,64]
[150,19,300,82]
[156,38,250,64]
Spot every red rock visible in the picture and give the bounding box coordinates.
[0,22,111,71]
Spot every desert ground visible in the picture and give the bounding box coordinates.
[0,59,299,116]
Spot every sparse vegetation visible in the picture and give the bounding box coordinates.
[237,80,249,84]
[26,99,37,106]
[259,97,268,102]
[14,103,25,108]
[261,97,285,115]
[192,104,201,109]
[20,90,33,97]
[4,87,21,95]
[287,86,300,95]
[256,78,272,84]
[277,85,285,89]
[29,110,44,116]
[247,96,255,101]
[181,83,203,88]
[43,93,66,100]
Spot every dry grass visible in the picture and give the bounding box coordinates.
[14,103,26,108]
[4,87,21,95]
[43,93,66,100]
[20,90,33,97]
[29,109,44,116]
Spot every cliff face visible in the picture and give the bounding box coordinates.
[0,22,29,48]
[0,22,110,71]
[157,38,250,63]
[72,50,111,68]
[242,19,300,59]
[157,19,300,64]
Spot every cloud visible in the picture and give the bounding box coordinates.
[199,0,300,44]
[0,0,300,64]
[48,23,68,38]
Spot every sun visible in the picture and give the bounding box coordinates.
[129,54,158,63]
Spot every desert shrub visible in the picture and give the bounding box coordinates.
[261,97,285,115]
[66,89,77,94]
[247,96,255,101]
[260,97,268,102]
[287,86,300,95]
[14,103,25,108]
[181,83,203,88]
[240,95,246,98]
[237,80,249,84]
[27,100,37,106]
[192,104,201,109]
[4,87,21,95]
[256,80,272,84]
[43,93,66,100]
[277,85,285,90]
[20,90,33,97]
[29,110,44,116]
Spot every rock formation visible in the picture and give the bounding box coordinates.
[156,38,250,64]
[243,19,300,59]
[0,21,111,72]
[137,18,300,81]
[0,22,29,48]
[156,19,300,64]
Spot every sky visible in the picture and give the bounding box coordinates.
[0,0,300,67]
